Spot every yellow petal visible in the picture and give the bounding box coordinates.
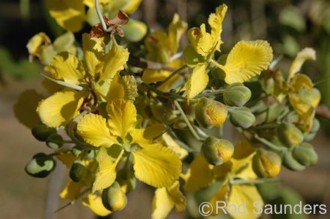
[77,114,115,147]
[209,184,229,215]
[228,185,264,219]
[56,153,76,168]
[82,193,111,216]
[288,48,316,78]
[27,32,51,56]
[82,34,104,77]
[60,180,84,201]
[51,52,84,85]
[47,0,85,32]
[186,63,208,99]
[289,73,313,93]
[152,188,174,219]
[101,42,129,81]
[168,14,188,54]
[37,90,84,127]
[107,100,137,139]
[184,155,213,192]
[14,89,43,128]
[152,181,185,219]
[93,148,117,192]
[223,40,273,84]
[132,143,181,188]
[208,4,227,51]
[162,133,188,159]
[188,25,214,57]
[122,0,142,14]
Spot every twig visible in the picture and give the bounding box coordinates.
[128,55,176,71]
[316,105,330,120]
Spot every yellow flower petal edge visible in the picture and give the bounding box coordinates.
[93,148,117,192]
[60,180,84,201]
[101,42,129,81]
[132,143,181,188]
[51,52,84,85]
[186,63,208,99]
[27,32,51,56]
[37,90,84,127]
[107,100,137,139]
[47,0,85,32]
[82,193,111,217]
[77,114,115,147]
[288,48,316,79]
[228,185,264,219]
[184,155,213,192]
[151,181,185,219]
[223,40,273,84]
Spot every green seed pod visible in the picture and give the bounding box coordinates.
[69,161,87,182]
[117,170,136,193]
[277,123,304,147]
[292,143,318,167]
[195,98,228,128]
[223,83,252,107]
[304,119,320,141]
[229,107,256,129]
[46,134,64,149]
[252,149,281,178]
[283,149,305,171]
[201,137,234,166]
[31,123,56,141]
[102,182,127,212]
[25,153,56,178]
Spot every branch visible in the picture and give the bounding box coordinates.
[316,105,330,120]
[128,55,176,71]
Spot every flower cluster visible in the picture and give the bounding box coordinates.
[20,1,321,219]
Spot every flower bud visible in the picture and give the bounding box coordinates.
[223,83,251,107]
[46,134,64,149]
[69,161,87,182]
[195,98,228,128]
[229,107,255,128]
[292,143,318,167]
[25,153,56,178]
[252,149,281,178]
[201,137,234,166]
[277,123,304,147]
[283,149,305,171]
[31,123,56,141]
[102,182,127,212]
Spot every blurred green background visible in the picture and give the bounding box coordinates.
[0,0,329,219]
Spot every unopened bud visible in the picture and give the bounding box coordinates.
[229,107,255,128]
[31,123,56,141]
[25,153,56,178]
[283,149,305,171]
[277,123,304,147]
[292,143,318,167]
[223,83,251,107]
[195,98,228,128]
[252,149,281,178]
[69,161,87,182]
[102,182,127,212]
[201,137,234,166]
[46,134,64,149]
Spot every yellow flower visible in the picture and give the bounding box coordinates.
[76,99,182,191]
[184,4,273,98]
[184,141,264,219]
[48,0,143,32]
[142,14,187,91]
[37,34,129,127]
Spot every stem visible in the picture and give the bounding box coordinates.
[41,73,84,91]
[128,55,176,71]
[230,178,278,185]
[95,0,109,32]
[197,88,225,98]
[210,59,226,71]
[174,100,201,141]
[157,65,187,88]
[253,133,285,153]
